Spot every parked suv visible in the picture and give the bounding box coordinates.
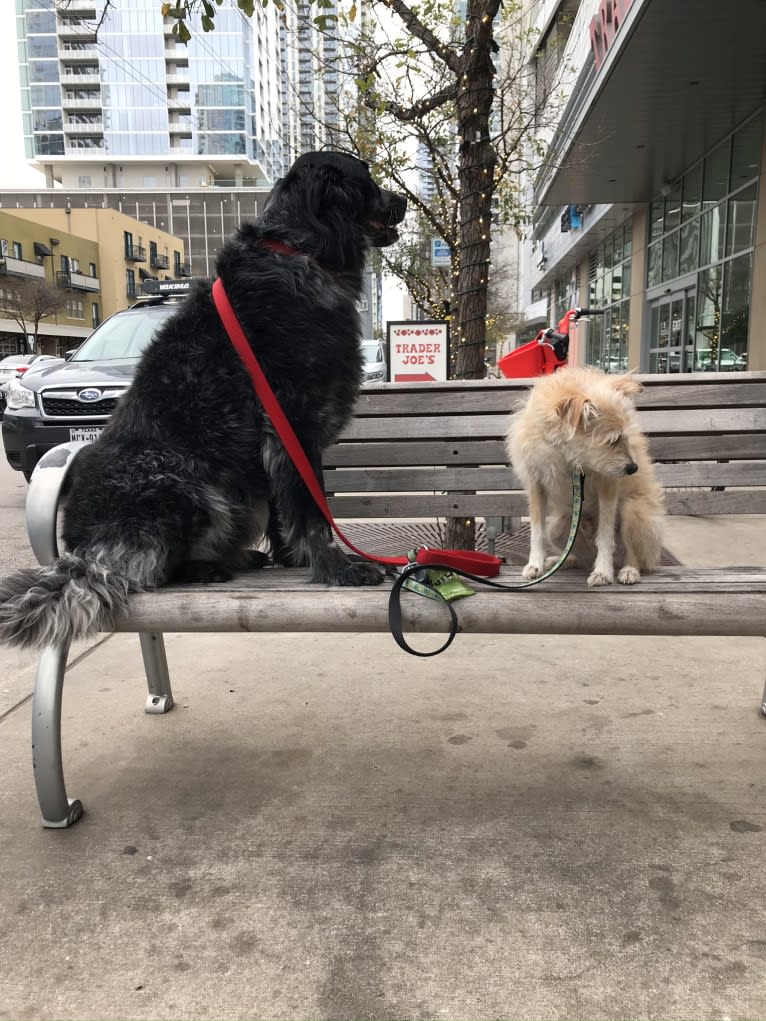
[1,287,191,480]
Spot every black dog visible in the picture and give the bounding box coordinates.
[0,151,407,649]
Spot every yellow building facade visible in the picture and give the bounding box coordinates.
[0,208,186,357]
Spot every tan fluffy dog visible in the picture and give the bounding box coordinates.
[506,366,664,587]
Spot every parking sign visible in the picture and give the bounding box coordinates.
[431,238,451,267]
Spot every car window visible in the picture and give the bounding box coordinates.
[361,343,383,362]
[71,306,175,362]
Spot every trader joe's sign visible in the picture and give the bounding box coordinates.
[387,321,449,382]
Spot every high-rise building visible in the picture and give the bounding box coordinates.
[10,0,382,327]
[17,0,282,190]
[278,0,342,174]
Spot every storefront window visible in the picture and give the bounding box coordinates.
[726,184,757,256]
[587,222,632,372]
[662,230,679,280]
[720,253,752,364]
[646,113,761,373]
[679,221,699,276]
[731,119,762,189]
[664,182,682,232]
[702,140,730,207]
[699,204,725,265]
[682,164,702,222]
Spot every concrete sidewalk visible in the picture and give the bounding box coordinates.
[0,516,764,1020]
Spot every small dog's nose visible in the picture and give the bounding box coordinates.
[625,462,638,475]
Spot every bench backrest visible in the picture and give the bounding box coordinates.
[324,372,766,520]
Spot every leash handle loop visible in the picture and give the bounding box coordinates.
[387,471,585,656]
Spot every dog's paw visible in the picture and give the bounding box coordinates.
[313,557,384,586]
[586,569,614,587]
[174,560,233,584]
[522,562,543,580]
[617,565,641,585]
[242,550,270,570]
[336,560,385,586]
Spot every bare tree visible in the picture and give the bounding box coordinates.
[0,278,67,352]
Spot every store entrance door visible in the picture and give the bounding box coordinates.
[648,286,696,373]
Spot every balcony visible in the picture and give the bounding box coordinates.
[65,138,105,151]
[64,120,103,133]
[57,22,97,40]
[124,245,146,263]
[62,95,103,109]
[0,257,46,280]
[60,0,97,12]
[56,270,100,292]
[59,45,99,61]
[150,253,170,270]
[61,72,101,87]
[175,262,191,277]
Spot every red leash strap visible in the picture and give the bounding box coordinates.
[211,277,502,577]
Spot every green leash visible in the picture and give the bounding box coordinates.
[389,469,585,657]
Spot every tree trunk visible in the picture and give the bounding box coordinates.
[452,0,500,381]
[445,515,476,550]
[445,0,500,547]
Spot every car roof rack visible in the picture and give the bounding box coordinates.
[139,278,208,298]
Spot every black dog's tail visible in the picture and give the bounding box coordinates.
[0,554,131,649]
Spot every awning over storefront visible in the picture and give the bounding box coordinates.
[536,0,766,207]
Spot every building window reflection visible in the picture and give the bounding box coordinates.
[646,113,761,373]
[586,222,632,373]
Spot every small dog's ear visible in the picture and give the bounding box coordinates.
[610,374,643,399]
[556,394,596,434]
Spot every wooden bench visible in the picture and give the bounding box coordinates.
[24,371,766,827]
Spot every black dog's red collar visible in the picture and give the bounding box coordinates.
[256,238,307,259]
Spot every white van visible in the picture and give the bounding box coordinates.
[360,340,387,383]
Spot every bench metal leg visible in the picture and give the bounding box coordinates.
[140,632,175,714]
[32,643,84,828]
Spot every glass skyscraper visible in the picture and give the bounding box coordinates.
[16,0,283,188]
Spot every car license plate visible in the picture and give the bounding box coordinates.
[69,427,103,444]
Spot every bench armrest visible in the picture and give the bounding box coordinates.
[25,442,85,567]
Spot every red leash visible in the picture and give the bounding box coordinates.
[211,277,502,577]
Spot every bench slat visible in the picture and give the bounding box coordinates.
[327,488,766,517]
[339,408,766,441]
[648,434,765,461]
[324,461,766,494]
[118,566,766,637]
[327,493,531,516]
[326,435,765,467]
[326,440,510,467]
[354,374,766,416]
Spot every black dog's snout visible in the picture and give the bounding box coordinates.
[382,189,407,225]
[624,462,638,475]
